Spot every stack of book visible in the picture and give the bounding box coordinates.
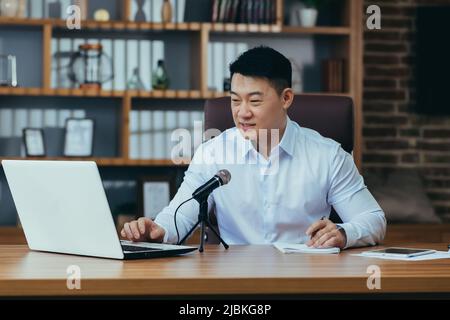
[211,0,276,24]
[129,109,204,160]
[321,59,346,93]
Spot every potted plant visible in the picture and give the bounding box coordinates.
[299,0,323,27]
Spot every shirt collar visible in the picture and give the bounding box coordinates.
[235,117,296,159]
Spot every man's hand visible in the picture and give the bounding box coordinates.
[120,217,165,243]
[305,218,347,249]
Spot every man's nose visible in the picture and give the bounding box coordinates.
[237,102,252,118]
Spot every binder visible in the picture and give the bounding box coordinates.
[129,110,140,159]
[140,110,152,159]
[113,39,126,90]
[101,39,114,91]
[152,110,166,159]
[13,109,27,138]
[29,109,43,128]
[43,109,58,127]
[0,108,13,138]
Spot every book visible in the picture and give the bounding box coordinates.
[13,109,28,138]
[273,242,340,254]
[100,39,114,91]
[212,0,221,22]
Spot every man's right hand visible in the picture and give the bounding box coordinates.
[120,217,165,243]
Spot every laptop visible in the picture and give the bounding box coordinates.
[2,160,197,260]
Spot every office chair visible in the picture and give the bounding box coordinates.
[202,94,355,243]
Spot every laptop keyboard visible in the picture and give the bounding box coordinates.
[121,245,160,252]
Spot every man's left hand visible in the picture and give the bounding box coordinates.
[305,219,347,249]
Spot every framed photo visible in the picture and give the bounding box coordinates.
[63,118,95,157]
[22,128,46,157]
[138,175,176,220]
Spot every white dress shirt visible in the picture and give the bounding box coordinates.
[155,117,386,248]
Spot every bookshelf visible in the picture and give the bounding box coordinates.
[0,0,363,167]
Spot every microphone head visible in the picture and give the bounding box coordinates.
[216,169,231,185]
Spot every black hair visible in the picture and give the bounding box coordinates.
[229,46,292,95]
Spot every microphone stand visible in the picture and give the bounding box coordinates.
[178,194,229,252]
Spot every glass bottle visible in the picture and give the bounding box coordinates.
[127,67,145,90]
[152,60,170,90]
[161,0,172,23]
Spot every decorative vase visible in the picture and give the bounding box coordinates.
[299,8,318,27]
[134,0,146,22]
[0,0,19,17]
[152,59,169,90]
[161,0,172,23]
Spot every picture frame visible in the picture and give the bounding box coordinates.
[138,175,176,220]
[63,118,95,157]
[22,128,46,157]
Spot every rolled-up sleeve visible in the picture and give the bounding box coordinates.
[327,146,387,248]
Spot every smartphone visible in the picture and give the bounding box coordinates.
[361,247,436,258]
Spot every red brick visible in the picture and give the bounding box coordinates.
[363,102,396,112]
[366,139,411,150]
[417,141,450,151]
[363,127,397,137]
[364,79,397,88]
[365,115,409,125]
[423,129,450,139]
[401,153,420,163]
[363,153,399,163]
[365,43,408,53]
[365,66,410,77]
[364,90,406,100]
[364,55,402,66]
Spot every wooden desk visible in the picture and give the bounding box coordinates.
[0,242,449,297]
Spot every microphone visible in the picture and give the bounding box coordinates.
[192,169,231,201]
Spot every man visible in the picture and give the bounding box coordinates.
[121,46,386,249]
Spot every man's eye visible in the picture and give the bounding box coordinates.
[250,100,262,104]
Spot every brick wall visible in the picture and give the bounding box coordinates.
[363,0,450,221]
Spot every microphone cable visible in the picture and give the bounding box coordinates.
[174,197,193,245]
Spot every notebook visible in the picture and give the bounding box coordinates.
[273,242,340,254]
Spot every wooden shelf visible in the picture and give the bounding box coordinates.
[0,157,189,167]
[0,87,351,99]
[0,18,281,34]
[0,87,203,99]
[281,26,351,35]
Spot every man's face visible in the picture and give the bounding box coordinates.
[230,73,291,141]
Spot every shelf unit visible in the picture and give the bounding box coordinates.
[0,0,363,168]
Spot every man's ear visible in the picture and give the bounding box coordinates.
[281,88,294,111]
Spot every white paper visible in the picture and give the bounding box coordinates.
[274,242,340,254]
[353,251,450,261]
